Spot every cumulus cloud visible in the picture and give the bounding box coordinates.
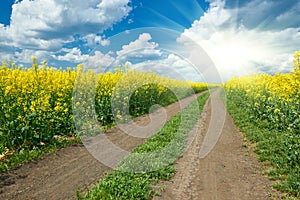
[114,33,163,66]
[0,0,131,63]
[50,33,164,72]
[116,33,161,57]
[178,0,300,81]
[124,53,204,81]
[76,32,200,80]
[82,34,111,47]
[85,50,115,70]
[52,48,88,63]
[51,47,115,70]
[12,49,50,63]
[106,32,210,82]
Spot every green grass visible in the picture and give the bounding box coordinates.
[0,136,80,173]
[225,90,300,199]
[78,93,210,200]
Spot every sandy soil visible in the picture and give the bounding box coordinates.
[0,92,204,200]
[153,90,281,200]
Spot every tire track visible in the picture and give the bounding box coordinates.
[154,90,281,200]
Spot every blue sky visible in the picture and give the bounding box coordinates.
[0,0,299,82]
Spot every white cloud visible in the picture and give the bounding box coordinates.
[14,49,51,63]
[82,34,111,47]
[85,51,115,70]
[124,53,203,81]
[114,33,163,68]
[178,0,300,81]
[0,0,131,62]
[162,54,203,81]
[53,48,88,63]
[100,39,111,47]
[108,32,209,81]
[2,0,66,50]
[52,47,115,69]
[116,33,161,57]
[83,33,170,73]
[50,32,164,72]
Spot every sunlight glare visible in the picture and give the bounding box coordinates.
[201,29,274,78]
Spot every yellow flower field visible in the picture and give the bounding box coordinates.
[0,59,207,158]
[225,53,300,133]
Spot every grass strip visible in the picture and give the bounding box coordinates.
[79,92,210,200]
[226,91,300,199]
[0,137,80,172]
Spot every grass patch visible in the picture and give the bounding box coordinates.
[0,136,80,173]
[78,93,209,200]
[226,91,300,199]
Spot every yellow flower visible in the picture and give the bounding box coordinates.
[4,86,12,96]
[30,106,36,112]
[54,106,62,112]
[31,56,37,63]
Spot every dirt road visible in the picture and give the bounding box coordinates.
[0,90,280,199]
[153,91,280,200]
[0,92,203,200]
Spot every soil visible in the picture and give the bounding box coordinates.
[0,92,203,200]
[153,90,281,200]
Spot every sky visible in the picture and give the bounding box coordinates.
[0,0,299,82]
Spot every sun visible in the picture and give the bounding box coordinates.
[199,29,274,79]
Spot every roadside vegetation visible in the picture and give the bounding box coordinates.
[225,51,300,199]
